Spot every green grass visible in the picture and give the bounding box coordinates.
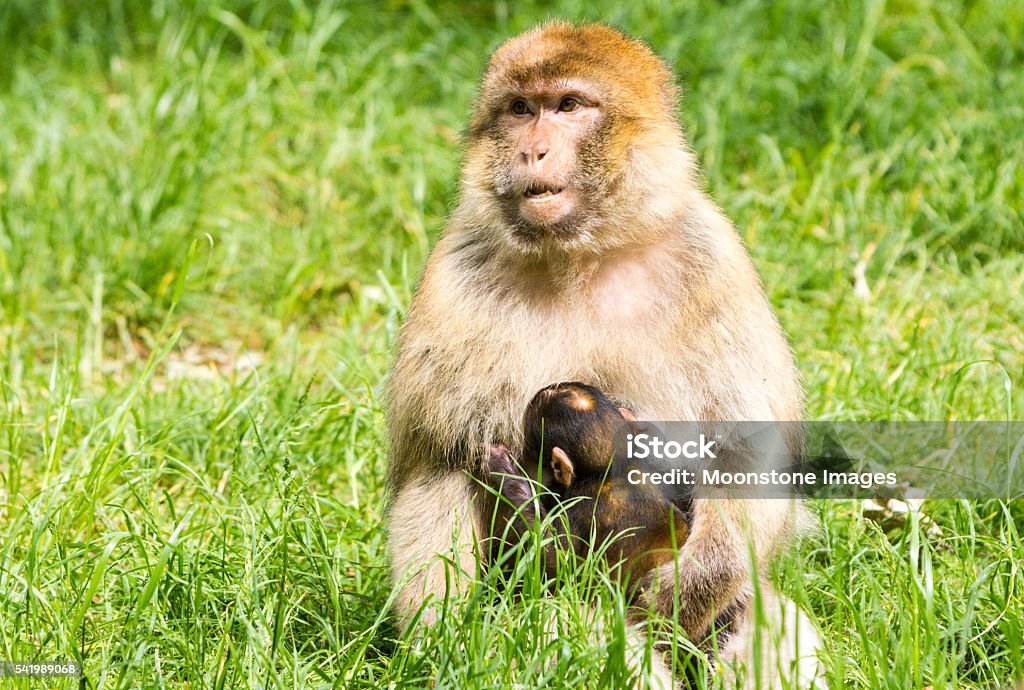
[1,0,1022,687]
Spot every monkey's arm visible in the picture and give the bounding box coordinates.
[641,492,794,643]
[480,444,572,579]
[388,468,483,630]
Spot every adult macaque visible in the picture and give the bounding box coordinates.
[483,382,689,594]
[386,21,819,685]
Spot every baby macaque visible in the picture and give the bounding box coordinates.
[483,382,689,594]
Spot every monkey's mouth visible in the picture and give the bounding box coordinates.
[524,184,565,200]
[513,184,578,231]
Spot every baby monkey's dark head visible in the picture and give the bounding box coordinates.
[522,382,635,490]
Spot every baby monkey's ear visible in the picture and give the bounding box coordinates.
[551,447,575,487]
[617,407,637,423]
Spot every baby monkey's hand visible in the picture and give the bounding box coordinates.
[481,442,535,507]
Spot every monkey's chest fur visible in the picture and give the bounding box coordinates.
[388,240,724,476]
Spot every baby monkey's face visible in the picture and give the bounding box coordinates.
[521,382,636,490]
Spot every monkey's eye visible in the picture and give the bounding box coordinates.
[558,96,581,112]
[510,99,530,116]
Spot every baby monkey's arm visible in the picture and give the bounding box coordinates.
[480,443,570,578]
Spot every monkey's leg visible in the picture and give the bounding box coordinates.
[716,585,823,690]
[626,627,678,690]
[388,469,483,631]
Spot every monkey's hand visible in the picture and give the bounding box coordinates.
[481,442,536,507]
[634,517,749,645]
[480,441,544,541]
[480,442,574,579]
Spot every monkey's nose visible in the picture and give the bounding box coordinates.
[521,147,548,167]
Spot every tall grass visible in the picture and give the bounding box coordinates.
[0,1,1021,688]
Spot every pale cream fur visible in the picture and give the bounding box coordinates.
[717,587,824,689]
[388,471,483,630]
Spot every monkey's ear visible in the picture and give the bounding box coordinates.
[551,447,575,487]
[618,407,637,422]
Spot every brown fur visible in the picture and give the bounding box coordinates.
[483,383,690,596]
[385,21,819,686]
